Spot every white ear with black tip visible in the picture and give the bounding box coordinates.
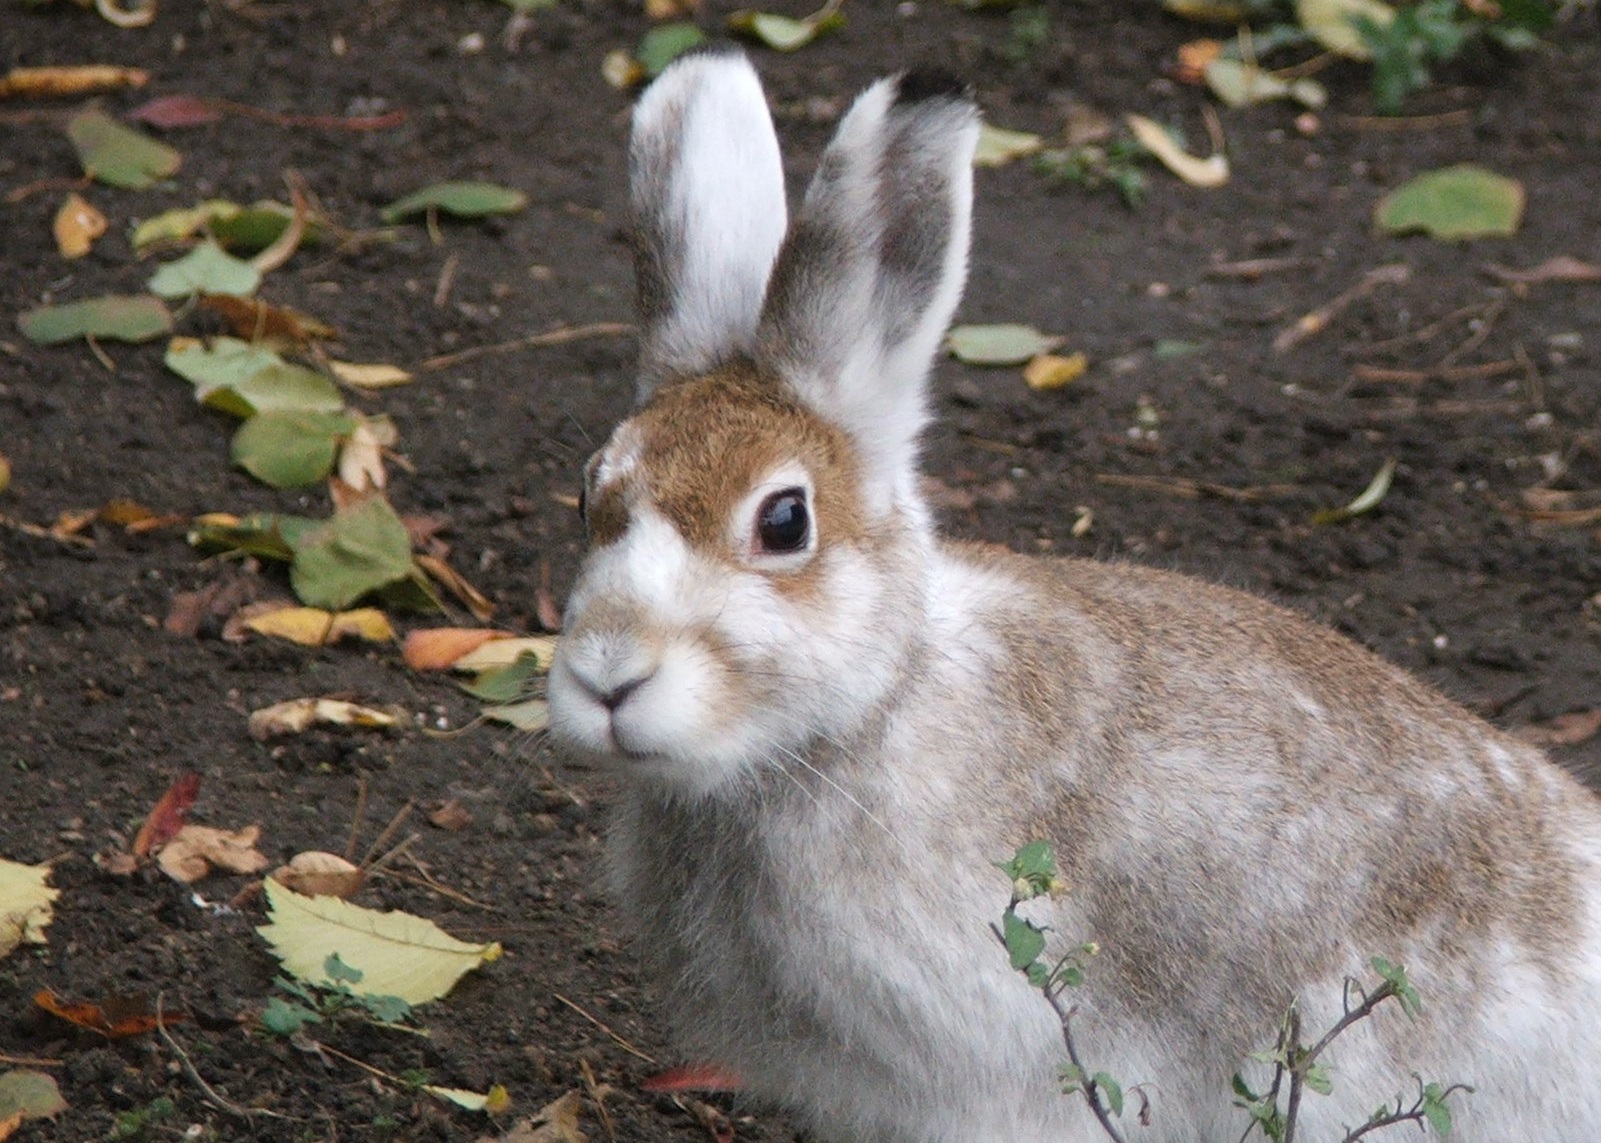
[755,71,980,521]
[628,48,789,400]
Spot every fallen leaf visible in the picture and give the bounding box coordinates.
[0,64,149,98]
[948,323,1064,366]
[270,851,366,899]
[427,1083,509,1112]
[248,698,399,740]
[1126,114,1228,188]
[328,360,414,389]
[132,772,202,859]
[1162,0,1249,22]
[189,511,317,564]
[53,193,107,259]
[427,800,474,831]
[0,1071,67,1125]
[257,879,502,1005]
[1172,39,1225,84]
[635,21,706,78]
[1312,458,1396,524]
[166,338,344,418]
[290,495,418,611]
[199,294,337,345]
[125,93,223,128]
[1514,709,1601,748]
[1375,165,1524,241]
[380,182,528,224]
[1484,256,1601,285]
[451,635,560,674]
[156,824,270,884]
[727,6,845,52]
[18,295,172,346]
[640,1065,745,1093]
[242,605,395,647]
[481,699,550,732]
[1023,351,1089,391]
[416,554,495,621]
[601,49,645,90]
[231,409,357,487]
[404,628,517,671]
[337,416,396,493]
[1297,0,1395,58]
[486,1092,585,1143]
[66,108,181,189]
[148,240,263,299]
[463,652,547,704]
[1204,58,1326,110]
[0,860,58,959]
[34,990,182,1039]
[973,123,1043,168]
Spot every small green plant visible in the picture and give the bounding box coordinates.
[1003,4,1053,64]
[110,1096,175,1141]
[259,953,414,1036]
[1033,140,1150,208]
[1355,0,1550,114]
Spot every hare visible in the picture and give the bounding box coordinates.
[547,48,1601,1143]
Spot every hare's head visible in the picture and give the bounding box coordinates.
[548,50,980,797]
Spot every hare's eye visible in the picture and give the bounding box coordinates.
[756,488,810,554]
[576,483,588,524]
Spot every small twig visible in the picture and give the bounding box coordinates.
[1275,265,1410,353]
[1205,257,1313,280]
[552,992,657,1064]
[343,773,370,863]
[579,1058,619,1143]
[418,321,634,371]
[1357,301,1490,353]
[156,993,291,1120]
[1350,359,1522,385]
[0,1052,62,1067]
[1043,990,1129,1143]
[1095,473,1300,503]
[1436,297,1505,367]
[1338,110,1473,131]
[0,513,95,547]
[358,799,414,868]
[433,253,460,308]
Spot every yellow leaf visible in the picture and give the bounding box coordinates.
[425,1083,510,1112]
[1023,352,1089,391]
[0,860,58,959]
[244,606,394,647]
[53,193,107,259]
[482,699,550,732]
[1126,114,1228,189]
[247,698,399,740]
[270,851,366,899]
[328,361,414,389]
[1296,0,1395,58]
[973,124,1043,168]
[451,635,559,674]
[257,879,501,1006]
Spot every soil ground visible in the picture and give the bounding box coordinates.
[2,1,1599,1141]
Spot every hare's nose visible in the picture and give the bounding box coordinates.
[596,675,648,711]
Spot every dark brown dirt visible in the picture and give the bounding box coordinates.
[2,2,1599,1140]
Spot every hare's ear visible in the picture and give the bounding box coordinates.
[629,49,788,400]
[756,72,979,517]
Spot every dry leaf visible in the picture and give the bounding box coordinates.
[404,628,516,671]
[257,879,502,1005]
[328,360,414,389]
[53,193,107,259]
[337,418,395,493]
[1484,256,1601,285]
[155,824,269,883]
[197,294,337,344]
[1514,709,1601,748]
[270,851,366,898]
[1126,114,1228,188]
[132,772,201,858]
[248,698,399,740]
[34,990,181,1038]
[416,554,495,621]
[1023,352,1089,391]
[243,605,395,647]
[485,1092,585,1143]
[451,635,560,674]
[0,860,59,959]
[0,64,149,98]
[426,800,474,832]
[1173,39,1225,84]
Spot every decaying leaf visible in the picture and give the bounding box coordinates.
[329,360,414,389]
[257,879,502,1005]
[428,1083,510,1113]
[132,772,202,859]
[0,860,59,959]
[271,851,366,899]
[1296,0,1395,57]
[416,554,495,621]
[404,628,519,671]
[727,4,844,52]
[248,698,399,741]
[337,416,397,493]
[451,635,560,674]
[53,193,108,259]
[1312,458,1397,524]
[485,1091,585,1143]
[947,324,1065,366]
[1126,114,1228,188]
[1204,58,1326,110]
[1514,709,1601,748]
[66,108,181,189]
[199,294,337,345]
[242,605,395,647]
[427,800,474,832]
[0,64,149,98]
[155,824,270,884]
[1023,352,1089,391]
[0,1071,67,1126]
[481,698,550,732]
[18,295,173,346]
[640,1064,745,1093]
[34,990,181,1039]
[1375,165,1524,241]
[463,652,547,704]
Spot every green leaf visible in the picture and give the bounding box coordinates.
[189,512,320,562]
[464,652,547,703]
[168,337,342,419]
[637,22,707,77]
[359,993,414,1025]
[0,1069,67,1121]
[1375,164,1524,240]
[1001,908,1047,971]
[166,336,281,389]
[148,240,262,299]
[259,996,322,1035]
[1312,458,1396,524]
[380,181,528,224]
[1303,1063,1334,1095]
[947,323,1064,366]
[230,410,356,487]
[325,952,365,984]
[66,108,181,189]
[727,9,844,51]
[290,495,417,610]
[974,123,1044,168]
[1092,1073,1124,1117]
[18,295,172,345]
[1422,1082,1454,1136]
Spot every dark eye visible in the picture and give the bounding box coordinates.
[756,488,810,554]
[577,483,587,524]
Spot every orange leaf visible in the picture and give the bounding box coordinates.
[34,990,182,1038]
[0,1111,23,1142]
[640,1064,744,1093]
[53,192,107,258]
[131,772,201,859]
[402,627,512,671]
[0,65,149,98]
[198,294,336,345]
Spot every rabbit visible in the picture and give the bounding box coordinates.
[546,47,1601,1143]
